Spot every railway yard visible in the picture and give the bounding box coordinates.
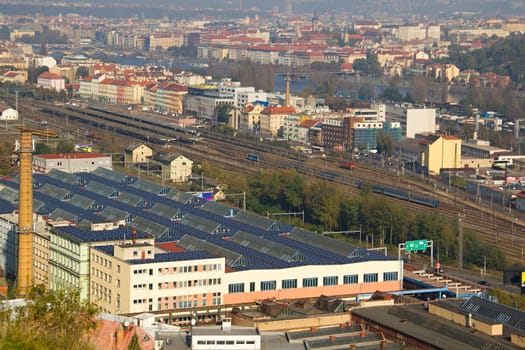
[9,98,525,265]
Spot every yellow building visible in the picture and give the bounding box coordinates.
[420,135,461,176]
[124,144,153,165]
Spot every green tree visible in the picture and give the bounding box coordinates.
[215,104,233,124]
[76,66,90,80]
[56,140,75,153]
[0,286,99,350]
[375,132,393,156]
[34,142,52,154]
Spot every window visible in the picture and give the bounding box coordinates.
[282,279,297,289]
[303,277,318,288]
[343,274,358,284]
[323,276,338,286]
[260,280,276,291]
[228,283,244,294]
[364,273,378,283]
[384,271,398,281]
[250,282,255,292]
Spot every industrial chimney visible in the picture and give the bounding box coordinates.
[285,73,290,107]
[17,130,34,296]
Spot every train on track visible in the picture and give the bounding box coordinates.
[355,180,440,208]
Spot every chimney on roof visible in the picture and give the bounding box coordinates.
[132,228,136,244]
[285,73,290,107]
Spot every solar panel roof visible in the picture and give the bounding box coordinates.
[230,231,305,263]
[0,184,18,204]
[53,225,150,243]
[178,235,247,267]
[93,167,129,183]
[201,200,237,217]
[0,167,391,271]
[86,181,116,197]
[132,179,169,195]
[114,191,143,207]
[47,169,83,185]
[150,203,183,221]
[68,194,96,210]
[49,208,79,222]
[38,183,70,201]
[165,189,196,204]
[98,207,129,222]
[461,296,525,332]
[233,210,276,230]
[288,227,367,258]
[130,216,170,238]
[178,213,221,234]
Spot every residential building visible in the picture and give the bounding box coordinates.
[50,225,152,301]
[352,121,402,151]
[91,242,225,314]
[397,23,440,42]
[184,85,234,121]
[144,82,187,114]
[124,144,153,165]
[406,108,436,139]
[0,213,49,287]
[283,114,310,143]
[37,72,65,92]
[238,102,268,132]
[33,153,112,174]
[298,119,322,145]
[150,153,193,182]
[259,106,296,137]
[426,64,460,81]
[420,135,461,175]
[219,83,267,110]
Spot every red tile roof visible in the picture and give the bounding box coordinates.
[261,106,296,115]
[38,72,63,80]
[36,153,108,159]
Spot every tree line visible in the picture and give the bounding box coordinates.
[210,167,506,270]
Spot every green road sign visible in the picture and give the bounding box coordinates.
[406,239,428,252]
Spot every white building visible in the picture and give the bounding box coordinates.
[219,83,267,109]
[0,108,18,121]
[33,153,113,174]
[406,108,436,139]
[192,323,260,350]
[37,72,65,92]
[397,23,440,42]
[150,153,193,182]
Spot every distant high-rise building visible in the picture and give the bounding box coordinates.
[312,11,320,32]
[285,0,292,15]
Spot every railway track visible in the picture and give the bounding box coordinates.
[17,99,525,263]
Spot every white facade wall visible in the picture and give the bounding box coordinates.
[169,155,193,182]
[1,108,18,120]
[223,259,402,294]
[33,155,113,174]
[406,108,436,138]
[37,76,65,92]
[91,247,225,314]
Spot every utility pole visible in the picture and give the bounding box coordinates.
[458,213,465,270]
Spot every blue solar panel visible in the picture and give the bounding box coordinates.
[1,169,391,271]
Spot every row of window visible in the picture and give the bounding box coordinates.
[196,340,256,345]
[92,254,112,269]
[158,278,222,290]
[227,272,399,293]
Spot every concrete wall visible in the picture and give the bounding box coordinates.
[233,313,351,332]
[428,303,502,336]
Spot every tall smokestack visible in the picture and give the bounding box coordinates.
[17,130,34,296]
[285,73,290,107]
